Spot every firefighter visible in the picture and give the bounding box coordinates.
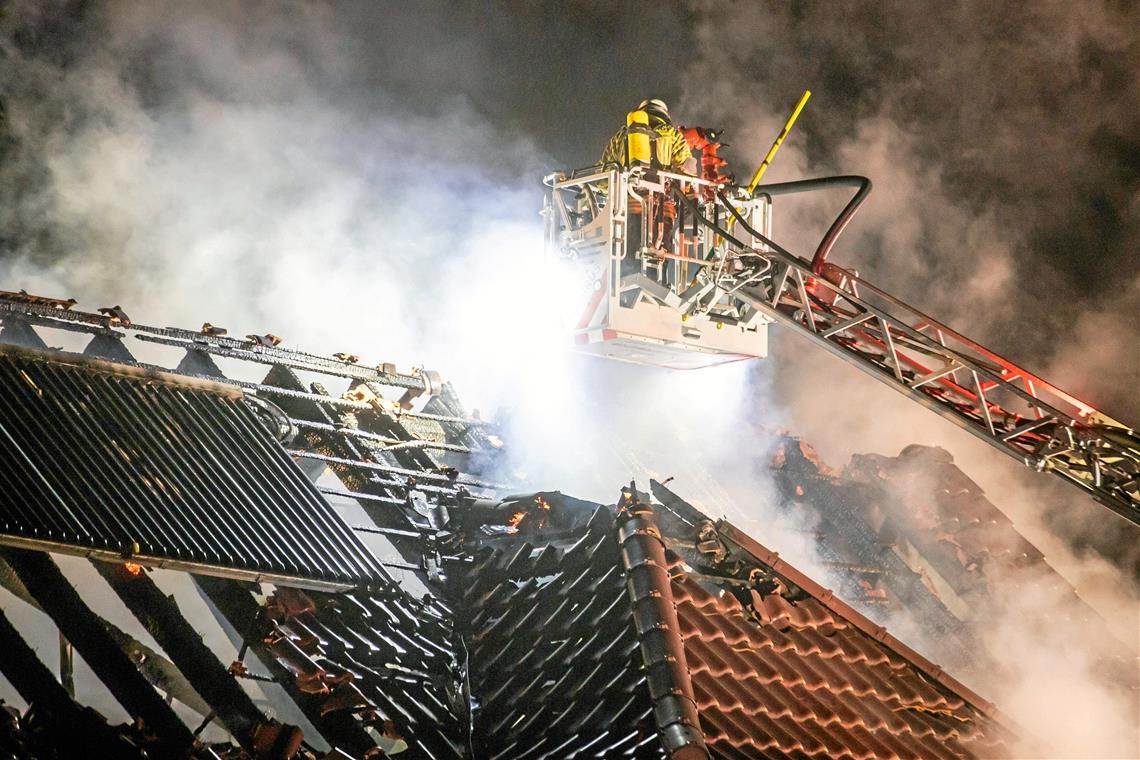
[601,98,696,173]
[601,99,696,264]
[681,126,731,200]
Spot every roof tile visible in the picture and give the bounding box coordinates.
[647,492,1014,760]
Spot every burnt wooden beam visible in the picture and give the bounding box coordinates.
[193,574,377,757]
[260,364,416,534]
[94,560,280,753]
[0,554,212,715]
[2,548,196,755]
[0,606,144,760]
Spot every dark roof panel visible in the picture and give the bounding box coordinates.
[0,346,390,589]
[452,508,660,758]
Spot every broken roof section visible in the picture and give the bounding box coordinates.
[0,291,506,594]
[451,484,1015,759]
[769,438,1137,695]
[0,292,506,755]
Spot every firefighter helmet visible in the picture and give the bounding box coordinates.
[638,98,670,119]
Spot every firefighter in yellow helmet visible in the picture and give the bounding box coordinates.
[601,99,696,262]
[601,98,697,174]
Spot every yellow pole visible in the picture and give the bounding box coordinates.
[746,89,811,195]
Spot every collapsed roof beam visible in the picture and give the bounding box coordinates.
[0,607,147,760]
[0,554,213,715]
[2,548,197,754]
[193,574,378,757]
[94,560,301,758]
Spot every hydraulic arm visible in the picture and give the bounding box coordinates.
[690,187,1140,525]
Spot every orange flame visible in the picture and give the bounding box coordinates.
[123,562,143,576]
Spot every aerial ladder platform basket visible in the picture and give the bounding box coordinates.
[543,166,773,369]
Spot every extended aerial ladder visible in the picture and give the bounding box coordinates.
[543,150,1140,526]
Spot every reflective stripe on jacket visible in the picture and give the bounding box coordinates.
[601,114,693,171]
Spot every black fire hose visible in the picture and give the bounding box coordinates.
[669,186,748,249]
[670,178,870,278]
[749,176,871,274]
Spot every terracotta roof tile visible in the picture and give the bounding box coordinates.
[642,480,1016,759]
[670,562,1012,757]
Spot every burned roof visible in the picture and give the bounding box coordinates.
[446,484,1015,759]
[0,293,503,758]
[0,293,1019,758]
[769,437,1138,693]
[0,345,391,590]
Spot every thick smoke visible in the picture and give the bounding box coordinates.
[1,1,1137,756]
[677,2,1139,756]
[0,1,810,536]
[680,0,1140,417]
[0,2,547,366]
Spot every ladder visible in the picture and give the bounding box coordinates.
[698,193,1140,525]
